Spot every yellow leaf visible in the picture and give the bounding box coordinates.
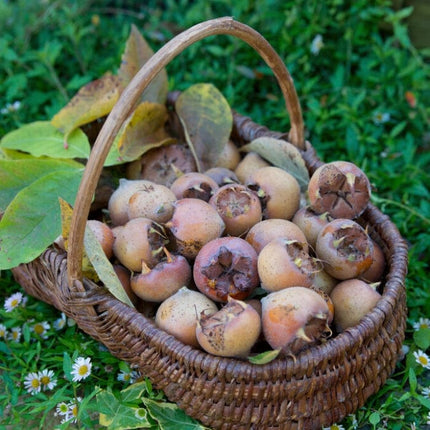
[118,24,168,104]
[51,74,122,137]
[58,198,98,282]
[176,83,233,171]
[58,197,73,251]
[99,413,112,427]
[84,226,134,307]
[116,101,171,161]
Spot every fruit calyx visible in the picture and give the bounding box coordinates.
[201,246,255,299]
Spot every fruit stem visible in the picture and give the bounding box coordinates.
[332,235,346,249]
[141,260,151,274]
[171,163,184,178]
[346,172,356,187]
[163,247,173,263]
[294,257,302,268]
[151,246,164,257]
[370,281,381,291]
[296,327,312,342]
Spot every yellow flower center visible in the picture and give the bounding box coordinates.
[40,376,50,385]
[10,299,19,307]
[72,404,78,417]
[420,323,429,329]
[31,379,40,389]
[419,355,429,366]
[79,365,88,376]
[34,324,45,335]
[59,403,68,413]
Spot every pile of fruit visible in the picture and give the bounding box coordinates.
[82,141,385,360]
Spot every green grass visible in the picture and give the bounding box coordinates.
[1,0,429,428]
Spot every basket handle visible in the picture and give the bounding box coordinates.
[67,16,305,285]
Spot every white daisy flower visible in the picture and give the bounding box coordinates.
[0,323,7,338]
[38,369,57,391]
[9,327,21,342]
[349,414,358,429]
[413,350,430,369]
[32,321,50,339]
[373,111,390,125]
[311,34,324,55]
[422,387,430,397]
[66,397,82,424]
[0,100,21,115]
[53,313,67,330]
[413,317,430,331]
[71,357,92,382]
[117,369,139,384]
[56,401,69,416]
[4,292,23,312]
[23,372,41,395]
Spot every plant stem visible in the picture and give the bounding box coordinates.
[371,195,430,225]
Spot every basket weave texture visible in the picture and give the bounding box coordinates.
[11,18,408,430]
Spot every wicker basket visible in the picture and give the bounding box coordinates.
[12,17,408,429]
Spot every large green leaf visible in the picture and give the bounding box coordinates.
[97,387,151,429]
[143,398,208,430]
[0,169,83,270]
[0,159,83,212]
[0,121,90,159]
[120,381,148,403]
[175,83,232,171]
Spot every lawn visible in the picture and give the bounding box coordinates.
[1,1,429,429]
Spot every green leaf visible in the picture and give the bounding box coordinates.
[239,137,309,191]
[0,168,83,270]
[0,121,90,159]
[409,367,417,393]
[248,349,280,365]
[393,22,411,48]
[413,328,430,350]
[84,225,135,308]
[97,388,151,429]
[330,64,344,89]
[390,121,407,138]
[143,398,207,430]
[176,83,233,171]
[346,125,359,159]
[0,159,83,212]
[416,394,430,410]
[121,381,148,403]
[368,411,381,426]
[63,352,73,382]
